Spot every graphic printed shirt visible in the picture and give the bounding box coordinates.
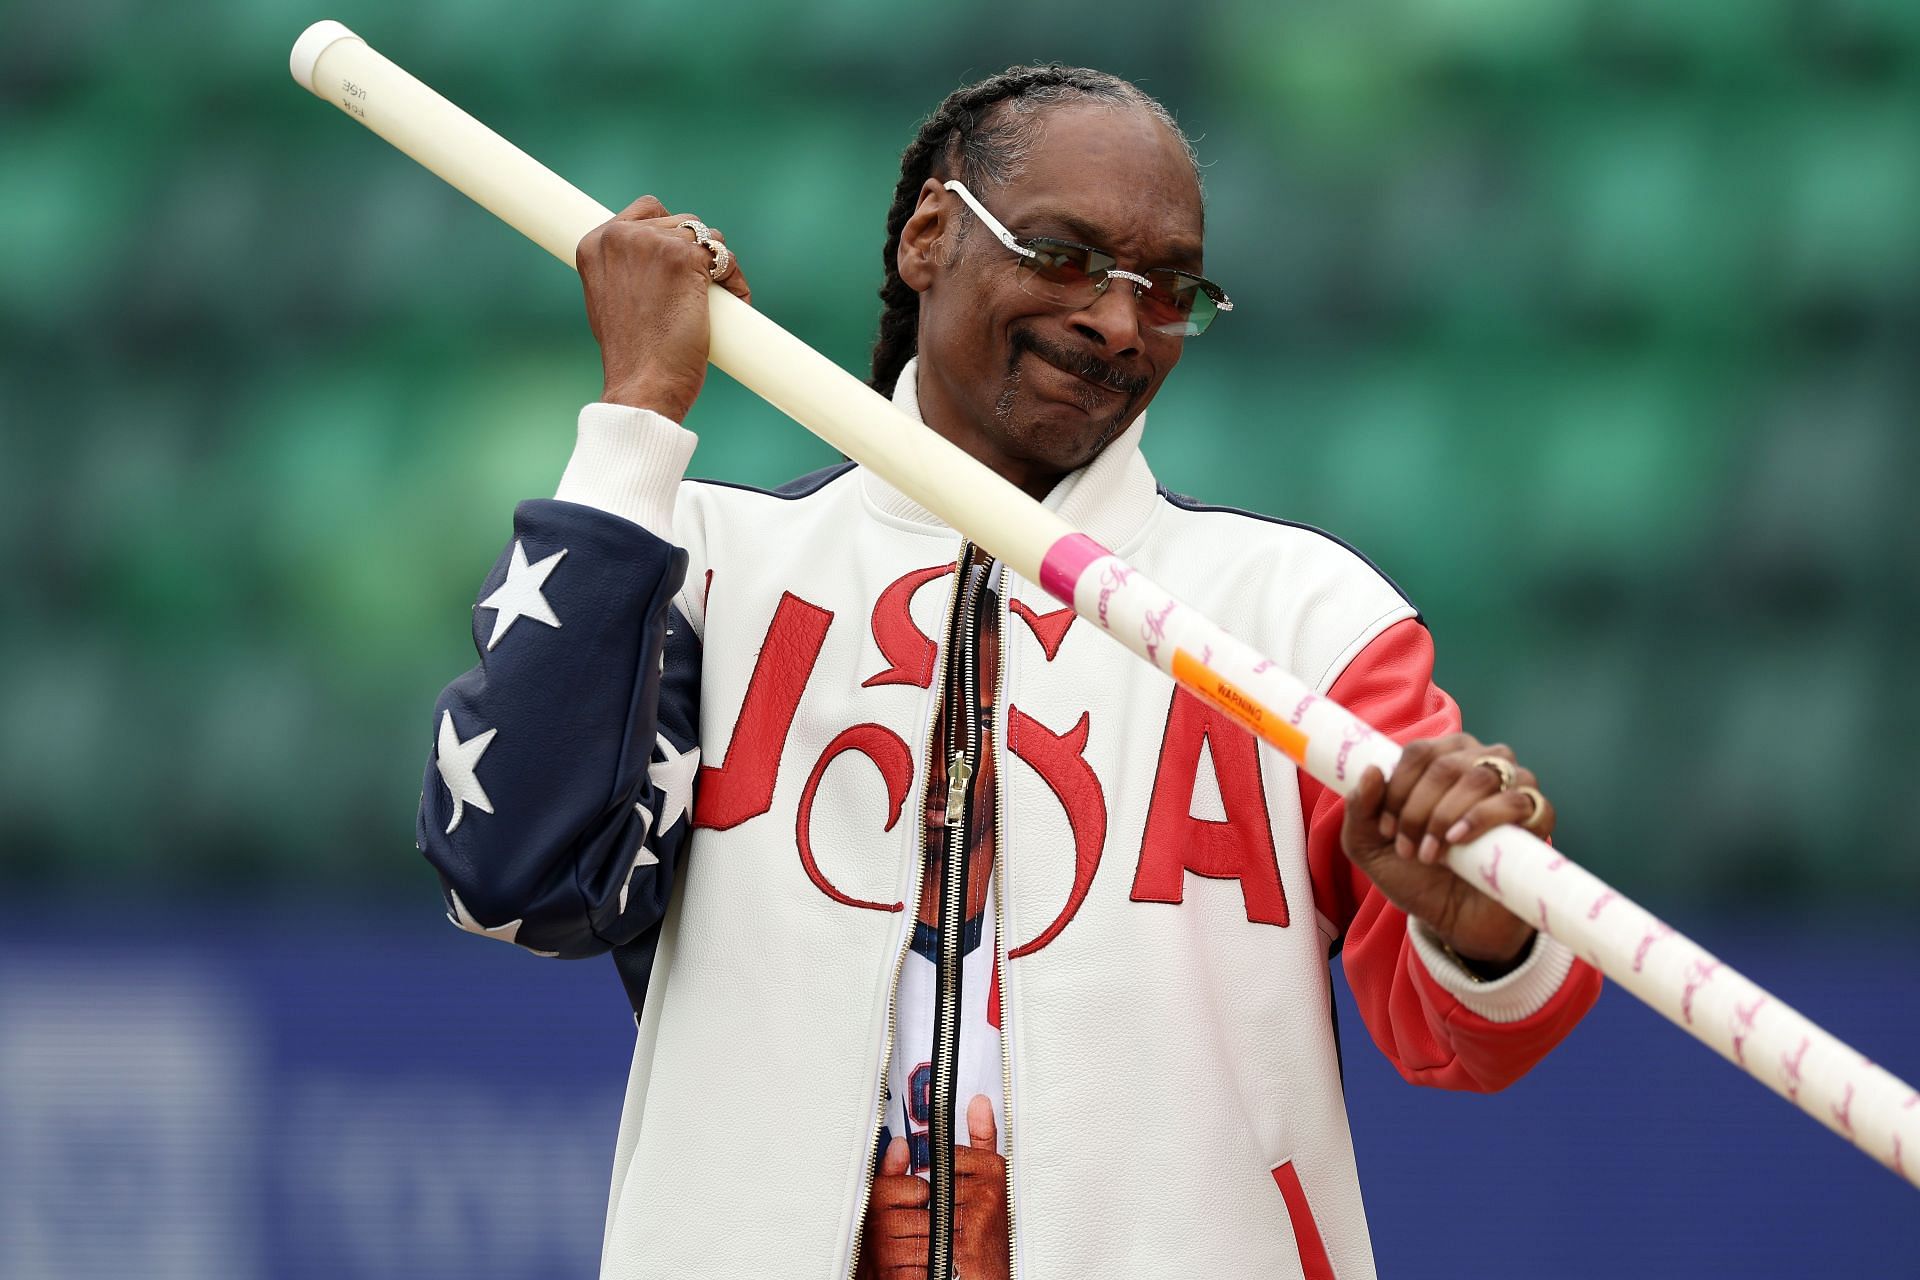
[878,556,1006,1181]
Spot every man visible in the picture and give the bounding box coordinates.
[420,65,1601,1279]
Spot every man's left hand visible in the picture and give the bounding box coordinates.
[1341,733,1554,970]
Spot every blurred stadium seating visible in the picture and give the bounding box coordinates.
[2,0,1915,1274]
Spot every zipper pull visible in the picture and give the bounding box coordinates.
[945,752,973,822]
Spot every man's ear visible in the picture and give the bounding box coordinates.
[896,178,953,293]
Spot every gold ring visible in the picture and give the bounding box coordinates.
[1513,784,1548,830]
[1471,754,1516,791]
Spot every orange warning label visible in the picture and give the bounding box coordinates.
[1172,650,1308,762]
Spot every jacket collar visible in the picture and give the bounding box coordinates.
[859,357,1161,554]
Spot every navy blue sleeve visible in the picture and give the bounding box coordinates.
[417,497,701,960]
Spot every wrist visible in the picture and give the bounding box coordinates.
[1436,928,1536,980]
[601,378,696,423]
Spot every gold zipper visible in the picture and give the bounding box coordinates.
[945,754,973,822]
[931,547,986,1280]
[845,541,970,1280]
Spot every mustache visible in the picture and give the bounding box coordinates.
[1011,331,1149,396]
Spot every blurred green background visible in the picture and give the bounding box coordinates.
[4,0,1917,913]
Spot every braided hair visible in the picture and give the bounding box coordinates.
[868,65,1199,397]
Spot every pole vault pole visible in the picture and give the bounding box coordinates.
[290,19,1920,1190]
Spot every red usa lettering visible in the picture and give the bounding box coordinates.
[695,571,1289,939]
[1130,687,1290,927]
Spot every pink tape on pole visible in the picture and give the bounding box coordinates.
[1039,533,1109,605]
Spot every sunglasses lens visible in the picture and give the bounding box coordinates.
[1139,273,1218,337]
[1016,239,1111,304]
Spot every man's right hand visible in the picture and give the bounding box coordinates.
[574,195,752,422]
[858,1138,929,1280]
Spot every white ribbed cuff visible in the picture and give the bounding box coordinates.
[553,402,698,536]
[1409,921,1577,1024]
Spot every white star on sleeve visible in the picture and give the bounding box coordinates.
[617,804,658,916]
[435,710,497,834]
[649,734,700,835]
[446,887,559,957]
[477,540,567,650]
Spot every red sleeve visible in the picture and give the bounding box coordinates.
[1301,617,1603,1092]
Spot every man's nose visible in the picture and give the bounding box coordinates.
[1067,276,1149,356]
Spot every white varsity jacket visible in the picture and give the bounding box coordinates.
[420,359,1602,1279]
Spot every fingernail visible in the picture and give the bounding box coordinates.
[1418,835,1438,862]
[1395,834,1413,859]
[1445,820,1469,843]
[1379,814,1397,839]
